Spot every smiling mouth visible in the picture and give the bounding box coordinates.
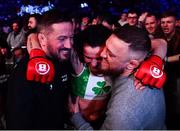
[59,50,70,54]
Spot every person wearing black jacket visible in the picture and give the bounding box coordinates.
[6,10,74,129]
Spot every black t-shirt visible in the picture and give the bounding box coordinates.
[6,55,71,129]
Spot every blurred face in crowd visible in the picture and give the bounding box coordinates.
[28,17,37,30]
[12,22,19,32]
[81,17,89,30]
[92,18,98,25]
[127,13,138,26]
[39,22,74,62]
[92,16,102,25]
[121,13,128,21]
[82,17,89,26]
[161,16,176,36]
[100,34,130,76]
[176,20,180,27]
[145,15,158,34]
[83,44,103,75]
[13,48,25,62]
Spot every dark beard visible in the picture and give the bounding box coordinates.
[29,28,37,33]
[101,68,124,77]
[26,28,37,37]
[101,60,125,76]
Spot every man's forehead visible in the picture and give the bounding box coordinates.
[145,17,156,23]
[84,45,102,55]
[29,17,36,21]
[13,23,18,26]
[161,16,176,21]
[106,34,129,53]
[50,22,73,34]
[52,22,72,28]
[146,16,156,20]
[128,13,137,17]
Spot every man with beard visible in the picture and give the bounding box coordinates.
[27,14,41,34]
[7,21,26,49]
[26,14,41,52]
[6,9,74,129]
[69,26,166,130]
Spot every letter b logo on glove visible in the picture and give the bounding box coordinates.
[150,65,163,78]
[27,49,55,83]
[35,62,50,75]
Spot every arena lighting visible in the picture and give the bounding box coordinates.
[17,1,54,16]
[80,2,88,8]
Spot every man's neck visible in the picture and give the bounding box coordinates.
[165,30,176,41]
[118,69,134,78]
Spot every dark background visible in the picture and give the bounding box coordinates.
[0,0,179,24]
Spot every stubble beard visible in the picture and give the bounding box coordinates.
[100,59,125,76]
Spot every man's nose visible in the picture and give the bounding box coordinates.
[163,22,168,27]
[90,59,98,67]
[100,47,107,59]
[64,39,72,49]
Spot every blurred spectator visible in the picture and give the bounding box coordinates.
[12,47,26,64]
[7,21,26,50]
[0,29,11,129]
[91,15,103,25]
[118,12,128,26]
[176,19,180,27]
[127,10,138,26]
[27,14,41,35]
[175,19,180,32]
[81,16,90,31]
[161,10,180,129]
[0,28,11,75]
[26,14,41,53]
[144,13,164,39]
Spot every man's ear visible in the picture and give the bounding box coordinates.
[126,59,140,70]
[38,33,47,48]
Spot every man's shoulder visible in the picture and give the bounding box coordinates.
[113,75,163,96]
[7,31,14,37]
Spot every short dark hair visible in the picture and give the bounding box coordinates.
[161,10,176,19]
[74,24,112,61]
[113,26,151,54]
[12,47,26,54]
[37,9,72,33]
[146,13,157,19]
[128,9,139,16]
[102,14,117,25]
[29,14,41,23]
[81,24,111,47]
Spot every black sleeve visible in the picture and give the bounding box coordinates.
[6,56,35,129]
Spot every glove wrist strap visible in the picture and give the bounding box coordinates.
[148,55,163,67]
[30,49,46,59]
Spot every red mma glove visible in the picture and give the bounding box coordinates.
[135,55,166,88]
[26,49,55,83]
